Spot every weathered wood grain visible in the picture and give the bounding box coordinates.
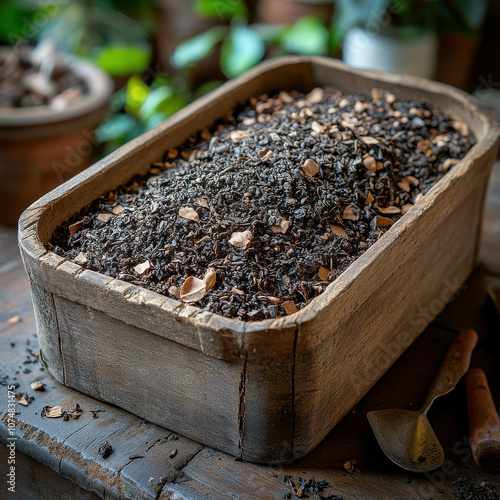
[0,444,101,500]
[17,56,500,462]
[53,297,244,457]
[2,199,500,499]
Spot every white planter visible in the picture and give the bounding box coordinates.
[342,27,437,79]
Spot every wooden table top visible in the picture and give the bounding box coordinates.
[1,163,500,500]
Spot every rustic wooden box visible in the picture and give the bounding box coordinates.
[19,56,500,463]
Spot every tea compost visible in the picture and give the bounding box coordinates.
[51,87,474,321]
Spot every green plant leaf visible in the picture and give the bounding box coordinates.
[251,23,286,43]
[110,88,128,113]
[139,86,173,121]
[144,111,168,130]
[196,79,225,96]
[158,92,188,116]
[194,0,248,20]
[332,0,391,42]
[95,45,151,76]
[125,76,150,117]
[171,26,228,69]
[0,0,38,43]
[138,86,187,121]
[280,16,329,55]
[220,25,265,78]
[151,74,172,89]
[96,114,141,144]
[455,0,488,29]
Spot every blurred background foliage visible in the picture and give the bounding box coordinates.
[0,0,490,155]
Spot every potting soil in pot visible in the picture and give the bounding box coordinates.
[0,47,88,109]
[50,87,474,321]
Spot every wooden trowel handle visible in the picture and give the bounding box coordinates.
[422,329,478,412]
[466,368,500,472]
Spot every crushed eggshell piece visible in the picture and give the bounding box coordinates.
[74,252,87,265]
[397,180,411,192]
[330,225,348,238]
[229,230,253,248]
[204,267,217,291]
[112,205,124,215]
[270,220,291,234]
[342,206,357,221]
[376,204,401,215]
[373,215,395,228]
[363,156,377,172]
[179,207,199,222]
[134,260,152,275]
[302,158,320,177]
[282,301,298,315]
[43,405,63,418]
[180,276,207,303]
[97,213,112,223]
[318,267,330,281]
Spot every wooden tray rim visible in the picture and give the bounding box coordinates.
[18,55,500,343]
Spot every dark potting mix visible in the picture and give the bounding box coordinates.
[51,87,474,321]
[0,45,88,109]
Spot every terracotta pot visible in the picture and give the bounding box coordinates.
[256,0,334,25]
[0,47,113,226]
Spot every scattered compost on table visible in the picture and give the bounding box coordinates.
[51,86,475,321]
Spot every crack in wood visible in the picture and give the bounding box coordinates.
[195,326,205,354]
[117,458,134,475]
[237,352,248,459]
[21,217,38,231]
[143,433,173,452]
[290,327,298,461]
[51,292,67,385]
[157,447,206,499]
[54,258,67,269]
[473,172,491,265]
[57,421,93,473]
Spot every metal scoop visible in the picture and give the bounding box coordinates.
[368,329,478,472]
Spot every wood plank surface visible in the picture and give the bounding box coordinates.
[1,160,500,498]
[0,443,101,500]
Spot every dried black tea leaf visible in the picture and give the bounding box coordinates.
[98,441,113,459]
